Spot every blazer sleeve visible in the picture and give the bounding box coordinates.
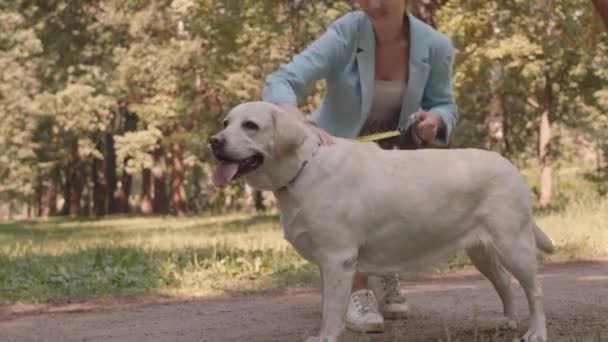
[421,35,458,145]
[261,14,353,105]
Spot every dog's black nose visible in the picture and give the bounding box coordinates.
[208,135,225,152]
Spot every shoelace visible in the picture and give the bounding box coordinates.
[382,276,407,304]
[353,292,379,315]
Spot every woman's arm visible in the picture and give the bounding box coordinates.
[420,35,458,145]
[262,13,355,144]
[262,13,353,110]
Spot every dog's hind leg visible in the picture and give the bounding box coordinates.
[466,241,517,330]
[494,227,547,342]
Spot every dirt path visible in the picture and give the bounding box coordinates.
[1,260,607,342]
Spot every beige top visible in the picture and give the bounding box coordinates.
[359,80,406,137]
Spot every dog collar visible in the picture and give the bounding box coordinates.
[275,142,320,192]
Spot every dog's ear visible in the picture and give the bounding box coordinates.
[271,108,308,160]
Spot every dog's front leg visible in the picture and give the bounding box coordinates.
[308,255,357,342]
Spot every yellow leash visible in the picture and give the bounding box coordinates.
[356,114,417,142]
[356,130,402,142]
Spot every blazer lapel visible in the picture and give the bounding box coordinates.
[398,12,431,128]
[356,16,375,122]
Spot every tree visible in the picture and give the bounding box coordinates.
[0,6,43,214]
[592,0,608,28]
[438,0,608,207]
[2,0,604,217]
[410,0,449,27]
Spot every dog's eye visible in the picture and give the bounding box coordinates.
[222,120,229,128]
[242,120,259,131]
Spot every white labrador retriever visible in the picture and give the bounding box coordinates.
[209,101,554,342]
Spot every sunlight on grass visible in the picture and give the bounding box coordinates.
[537,198,608,262]
[0,213,289,255]
[0,193,606,305]
[0,212,318,304]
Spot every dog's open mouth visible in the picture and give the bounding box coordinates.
[211,153,264,188]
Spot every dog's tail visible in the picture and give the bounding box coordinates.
[533,222,555,254]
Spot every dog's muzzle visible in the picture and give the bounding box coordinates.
[208,135,264,188]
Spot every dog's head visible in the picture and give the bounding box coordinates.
[208,101,310,190]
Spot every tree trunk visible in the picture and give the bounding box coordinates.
[82,166,93,217]
[189,164,204,213]
[113,168,132,213]
[0,201,10,221]
[106,106,122,214]
[118,171,133,213]
[140,169,154,214]
[139,144,168,215]
[539,109,552,207]
[242,184,255,212]
[539,71,554,207]
[169,137,187,217]
[107,105,139,214]
[487,63,506,153]
[28,199,36,219]
[538,9,556,208]
[60,168,71,216]
[503,117,512,157]
[93,141,107,217]
[592,0,608,29]
[254,190,266,212]
[115,109,137,214]
[68,140,84,217]
[105,131,118,214]
[152,147,168,214]
[35,184,42,218]
[39,175,58,218]
[68,173,82,216]
[50,168,59,216]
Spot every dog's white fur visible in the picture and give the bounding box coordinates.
[212,101,553,342]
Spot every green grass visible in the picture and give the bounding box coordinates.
[0,212,317,305]
[0,196,606,306]
[536,197,608,262]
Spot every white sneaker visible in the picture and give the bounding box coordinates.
[344,289,385,333]
[369,274,412,319]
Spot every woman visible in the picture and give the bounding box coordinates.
[262,0,458,333]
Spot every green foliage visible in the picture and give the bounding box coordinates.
[0,0,606,214]
[114,128,163,174]
[0,212,319,304]
[438,0,608,162]
[0,6,44,198]
[38,84,113,134]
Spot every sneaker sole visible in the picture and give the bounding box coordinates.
[345,321,385,333]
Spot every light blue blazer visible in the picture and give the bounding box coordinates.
[262,11,458,145]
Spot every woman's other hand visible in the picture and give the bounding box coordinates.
[412,111,443,143]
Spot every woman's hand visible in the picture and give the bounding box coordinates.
[305,121,334,146]
[412,111,443,143]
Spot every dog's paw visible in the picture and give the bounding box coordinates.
[497,317,518,331]
[521,328,547,342]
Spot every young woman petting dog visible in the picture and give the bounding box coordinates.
[262,0,458,333]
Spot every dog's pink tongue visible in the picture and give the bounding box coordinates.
[211,163,239,188]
